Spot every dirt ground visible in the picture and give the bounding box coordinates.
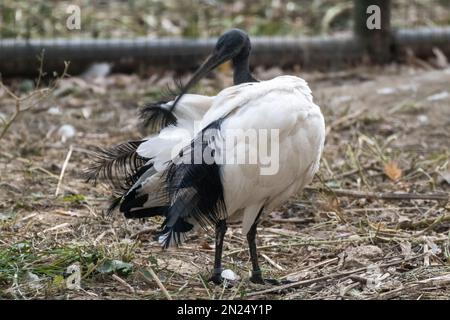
[0,64,449,300]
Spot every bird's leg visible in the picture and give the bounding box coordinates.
[247,221,266,284]
[209,219,227,285]
[247,212,292,286]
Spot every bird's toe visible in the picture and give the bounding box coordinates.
[209,274,224,285]
[249,275,292,286]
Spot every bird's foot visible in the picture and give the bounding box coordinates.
[208,274,236,288]
[208,268,236,287]
[208,273,224,285]
[249,271,293,286]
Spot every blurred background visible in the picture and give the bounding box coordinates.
[1,0,450,75]
[1,0,450,38]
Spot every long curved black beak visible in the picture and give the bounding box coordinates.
[169,52,229,111]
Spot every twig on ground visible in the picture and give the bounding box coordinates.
[139,267,173,300]
[261,254,285,271]
[225,236,371,257]
[280,258,339,280]
[246,253,425,297]
[130,228,155,239]
[112,274,135,294]
[270,218,314,224]
[413,212,449,235]
[55,145,74,197]
[305,187,449,202]
[325,108,367,136]
[375,274,450,299]
[324,161,377,182]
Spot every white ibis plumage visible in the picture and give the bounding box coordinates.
[87,29,325,285]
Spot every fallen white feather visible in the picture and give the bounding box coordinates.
[48,106,62,115]
[398,84,417,92]
[377,87,396,95]
[58,124,76,142]
[221,269,240,281]
[81,107,92,119]
[26,272,43,290]
[82,63,111,79]
[426,91,449,101]
[417,115,428,124]
[332,95,352,104]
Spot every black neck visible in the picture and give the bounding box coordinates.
[232,54,257,85]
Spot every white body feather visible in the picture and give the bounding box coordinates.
[137,94,214,170]
[135,76,325,236]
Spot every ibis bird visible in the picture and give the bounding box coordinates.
[87,29,325,285]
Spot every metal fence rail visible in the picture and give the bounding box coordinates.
[0,0,449,76]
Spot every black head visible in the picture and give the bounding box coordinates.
[170,29,251,110]
[212,28,251,63]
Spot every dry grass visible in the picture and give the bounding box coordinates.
[0,64,449,299]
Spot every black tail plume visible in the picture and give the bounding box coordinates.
[139,80,184,133]
[84,140,148,191]
[139,102,177,133]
